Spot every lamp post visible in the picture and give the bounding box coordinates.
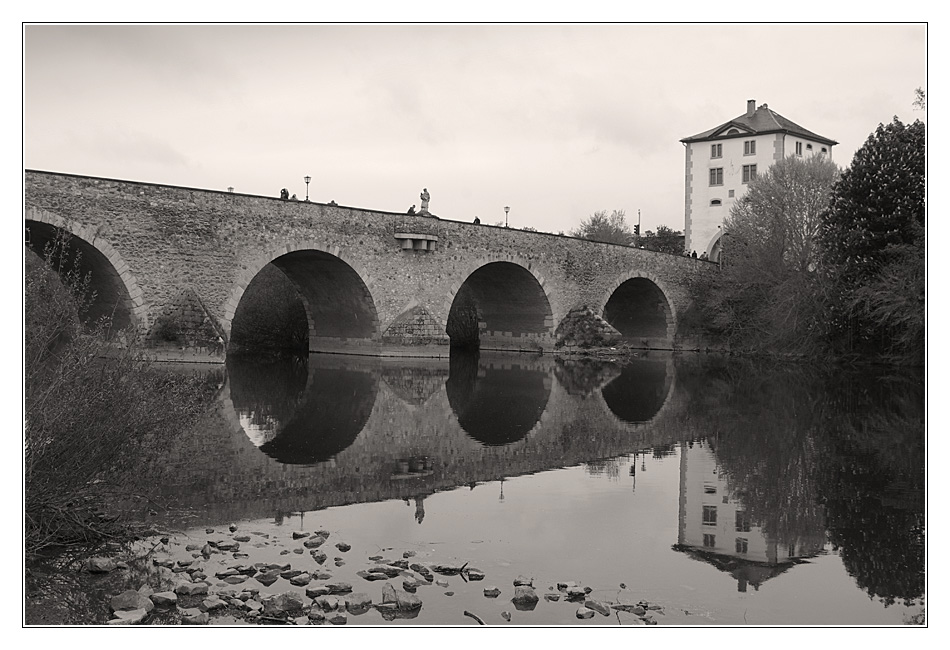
[227,187,233,193]
[504,206,510,228]
[304,175,311,202]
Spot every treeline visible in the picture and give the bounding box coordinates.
[687,116,925,364]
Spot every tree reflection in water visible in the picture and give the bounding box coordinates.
[676,357,924,607]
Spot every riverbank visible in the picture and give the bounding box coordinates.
[26,522,671,626]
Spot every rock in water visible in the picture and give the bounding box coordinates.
[511,586,539,610]
[576,606,595,619]
[584,600,611,616]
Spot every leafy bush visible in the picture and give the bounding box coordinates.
[25,234,214,559]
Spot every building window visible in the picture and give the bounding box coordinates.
[703,534,716,548]
[735,537,749,554]
[709,168,723,186]
[702,506,717,525]
[726,128,740,135]
[711,143,722,158]
[735,511,751,532]
[795,141,803,156]
[710,199,722,207]
[806,144,813,151]
[704,484,717,493]
[742,164,757,183]
[744,140,756,155]
[728,189,735,198]
[820,147,827,154]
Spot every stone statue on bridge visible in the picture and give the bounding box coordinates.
[419,188,430,215]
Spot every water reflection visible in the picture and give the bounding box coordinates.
[600,356,673,423]
[446,349,551,446]
[227,355,378,464]
[109,353,924,625]
[670,358,925,607]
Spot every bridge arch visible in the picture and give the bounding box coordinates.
[24,208,147,332]
[222,241,381,353]
[599,270,677,348]
[442,256,555,351]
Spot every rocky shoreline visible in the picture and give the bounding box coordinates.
[42,523,669,626]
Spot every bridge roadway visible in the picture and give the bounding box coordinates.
[25,171,716,356]
[133,353,704,528]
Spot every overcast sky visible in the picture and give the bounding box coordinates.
[23,23,927,235]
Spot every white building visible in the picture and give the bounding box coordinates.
[680,100,837,261]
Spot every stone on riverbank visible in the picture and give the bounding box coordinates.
[149,591,178,607]
[108,608,149,625]
[111,589,155,614]
[344,592,373,613]
[255,571,280,586]
[181,607,210,624]
[86,557,117,573]
[262,592,306,617]
[576,606,595,619]
[175,582,209,597]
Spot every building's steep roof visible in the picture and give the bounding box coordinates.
[681,101,838,146]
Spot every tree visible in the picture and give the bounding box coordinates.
[818,117,925,360]
[570,209,632,245]
[691,154,840,351]
[639,225,684,254]
[25,234,213,558]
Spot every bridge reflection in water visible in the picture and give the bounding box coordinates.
[156,351,678,524]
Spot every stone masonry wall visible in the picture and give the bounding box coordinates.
[24,171,719,352]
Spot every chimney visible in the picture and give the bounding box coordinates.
[747,99,756,116]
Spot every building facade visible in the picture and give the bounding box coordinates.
[681,100,837,261]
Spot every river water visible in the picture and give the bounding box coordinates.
[118,350,924,626]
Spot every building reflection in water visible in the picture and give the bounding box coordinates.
[674,438,826,592]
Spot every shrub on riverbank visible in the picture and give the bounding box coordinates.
[25,236,214,560]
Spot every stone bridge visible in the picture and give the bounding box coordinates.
[25,170,717,356]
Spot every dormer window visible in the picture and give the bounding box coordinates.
[726,128,740,135]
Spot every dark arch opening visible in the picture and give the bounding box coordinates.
[600,356,673,423]
[231,250,378,355]
[446,262,553,351]
[25,221,134,332]
[227,355,379,464]
[446,349,550,446]
[602,277,672,346]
